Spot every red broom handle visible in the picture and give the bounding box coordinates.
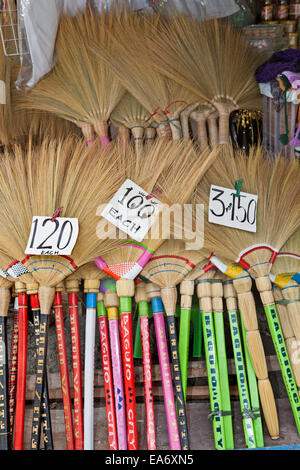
[68,292,84,450]
[119,307,138,450]
[98,314,118,450]
[14,293,28,450]
[53,292,75,450]
[8,304,18,445]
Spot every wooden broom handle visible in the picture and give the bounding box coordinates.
[208,112,219,146]
[180,102,199,141]
[213,102,236,145]
[278,279,300,342]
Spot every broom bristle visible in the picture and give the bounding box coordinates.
[89,9,198,125]
[69,262,107,281]
[0,136,126,286]
[16,5,125,129]
[110,92,152,129]
[145,16,265,110]
[141,239,206,288]
[194,145,300,277]
[272,229,300,275]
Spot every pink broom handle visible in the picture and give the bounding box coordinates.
[108,317,127,450]
[147,286,181,450]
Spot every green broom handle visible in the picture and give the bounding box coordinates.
[191,301,203,358]
[196,280,226,450]
[264,303,300,435]
[240,317,264,448]
[134,307,142,359]
[227,309,256,448]
[179,307,192,403]
[212,279,234,449]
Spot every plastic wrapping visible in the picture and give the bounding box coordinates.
[16,0,86,89]
[14,0,241,89]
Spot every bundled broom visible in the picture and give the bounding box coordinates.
[141,238,207,449]
[111,92,153,155]
[94,139,217,450]
[145,16,265,144]
[89,8,198,141]
[195,144,300,439]
[0,136,125,449]
[16,5,126,145]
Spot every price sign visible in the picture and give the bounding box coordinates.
[101,179,161,242]
[208,185,258,233]
[25,217,79,256]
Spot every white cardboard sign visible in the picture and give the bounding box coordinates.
[208,185,258,233]
[101,179,162,242]
[25,216,79,256]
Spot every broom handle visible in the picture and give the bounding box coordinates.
[196,119,208,150]
[279,280,300,341]
[273,288,300,388]
[96,299,118,450]
[30,295,53,450]
[240,317,264,448]
[131,127,145,155]
[178,307,191,403]
[213,310,234,449]
[84,292,97,450]
[151,297,181,450]
[8,300,18,446]
[0,313,9,449]
[207,113,219,146]
[144,127,157,150]
[231,273,279,439]
[139,303,156,450]
[223,279,257,448]
[14,293,28,450]
[197,281,226,450]
[227,309,256,448]
[119,298,138,450]
[68,292,84,450]
[166,314,190,450]
[94,121,110,148]
[211,280,234,450]
[53,292,75,450]
[108,313,127,450]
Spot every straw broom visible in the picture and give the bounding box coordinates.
[134,281,156,450]
[196,145,300,438]
[16,6,126,145]
[89,9,198,141]
[100,278,127,450]
[141,239,206,449]
[111,92,153,155]
[146,16,265,144]
[94,140,217,449]
[0,137,124,449]
[270,229,300,342]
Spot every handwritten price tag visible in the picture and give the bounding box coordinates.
[101,179,161,242]
[25,216,79,256]
[208,185,258,233]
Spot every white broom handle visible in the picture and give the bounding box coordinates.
[84,299,96,450]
